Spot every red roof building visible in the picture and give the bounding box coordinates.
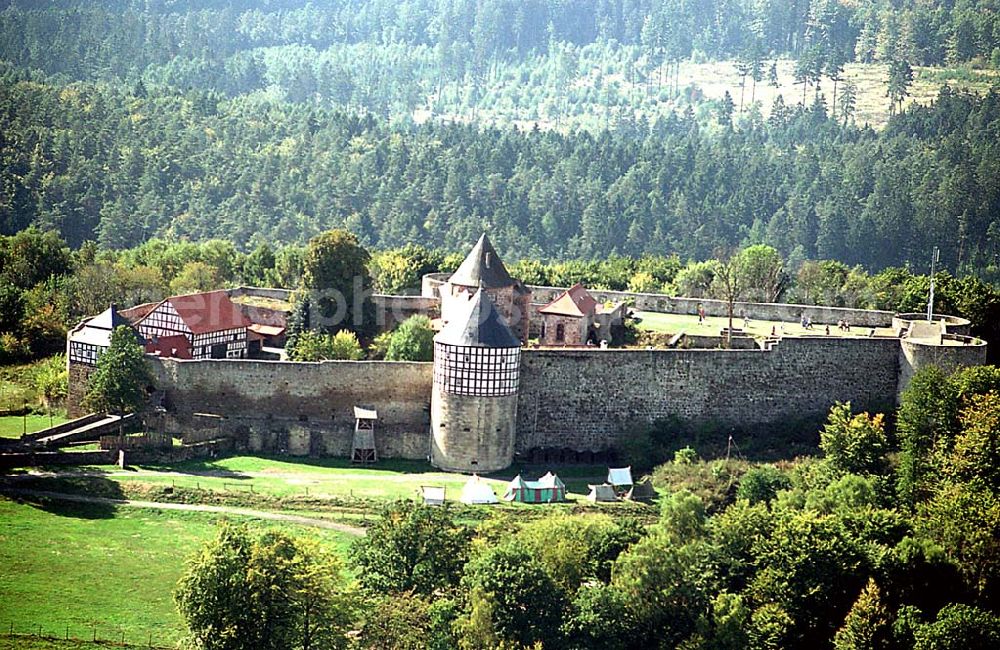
[135,291,251,359]
[537,284,624,346]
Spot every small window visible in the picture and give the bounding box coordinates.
[555,324,565,342]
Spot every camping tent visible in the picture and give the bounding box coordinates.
[625,476,658,502]
[607,466,634,497]
[460,474,498,505]
[607,467,633,488]
[504,472,566,503]
[420,485,446,506]
[587,483,617,503]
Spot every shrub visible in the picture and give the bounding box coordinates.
[385,315,434,361]
[737,465,791,504]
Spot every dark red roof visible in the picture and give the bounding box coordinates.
[144,334,193,359]
[538,283,598,318]
[145,291,251,335]
[120,301,158,323]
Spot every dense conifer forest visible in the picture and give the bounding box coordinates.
[2,65,999,278]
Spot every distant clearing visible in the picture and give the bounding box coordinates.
[432,58,1000,132]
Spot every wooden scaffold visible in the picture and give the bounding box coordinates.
[352,406,378,463]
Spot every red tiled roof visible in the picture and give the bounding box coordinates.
[140,291,251,335]
[538,283,598,318]
[120,301,158,323]
[144,334,193,359]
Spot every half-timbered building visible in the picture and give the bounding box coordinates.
[135,291,251,360]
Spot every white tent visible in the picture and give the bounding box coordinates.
[420,485,446,506]
[607,467,633,487]
[460,474,498,505]
[587,483,617,503]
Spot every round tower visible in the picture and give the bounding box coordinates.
[431,289,521,472]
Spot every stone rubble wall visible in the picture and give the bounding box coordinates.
[514,337,904,453]
[150,358,433,460]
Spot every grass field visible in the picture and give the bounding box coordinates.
[0,496,354,646]
[633,310,884,339]
[26,455,611,505]
[0,413,69,439]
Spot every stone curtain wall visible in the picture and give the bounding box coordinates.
[143,336,986,462]
[151,359,433,459]
[898,336,988,399]
[514,337,903,454]
[66,363,95,418]
[422,274,895,327]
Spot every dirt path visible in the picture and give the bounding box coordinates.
[0,488,366,536]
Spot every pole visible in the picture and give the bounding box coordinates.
[926,246,939,323]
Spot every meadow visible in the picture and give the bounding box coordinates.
[0,496,354,647]
[0,414,69,439]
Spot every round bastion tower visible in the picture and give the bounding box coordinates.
[430,288,521,472]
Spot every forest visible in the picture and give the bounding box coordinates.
[2,66,1000,280]
[1,0,1000,280]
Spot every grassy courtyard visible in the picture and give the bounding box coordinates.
[633,310,886,339]
[0,495,354,647]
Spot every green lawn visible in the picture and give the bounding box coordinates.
[9,455,618,511]
[0,413,69,439]
[632,310,880,339]
[98,455,604,505]
[0,496,354,646]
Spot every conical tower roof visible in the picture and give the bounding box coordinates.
[434,289,520,348]
[449,234,514,289]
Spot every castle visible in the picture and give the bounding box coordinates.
[67,235,988,472]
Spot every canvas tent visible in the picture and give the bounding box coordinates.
[607,466,633,497]
[587,483,617,503]
[460,474,498,505]
[625,476,658,502]
[607,467,633,487]
[503,472,566,503]
[420,485,446,506]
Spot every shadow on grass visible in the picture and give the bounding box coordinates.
[138,454,436,477]
[1,475,125,519]
[134,458,252,479]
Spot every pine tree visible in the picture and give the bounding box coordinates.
[833,579,892,650]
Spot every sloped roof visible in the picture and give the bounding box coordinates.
[420,486,446,505]
[120,301,158,323]
[70,306,143,347]
[139,291,251,335]
[86,305,133,331]
[353,406,378,420]
[449,234,515,289]
[434,289,520,348]
[587,484,618,502]
[539,283,598,318]
[607,467,633,486]
[145,334,193,359]
[534,471,566,490]
[461,475,499,504]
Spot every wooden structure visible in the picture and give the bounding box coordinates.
[352,406,378,463]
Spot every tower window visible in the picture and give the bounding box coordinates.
[555,324,565,342]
